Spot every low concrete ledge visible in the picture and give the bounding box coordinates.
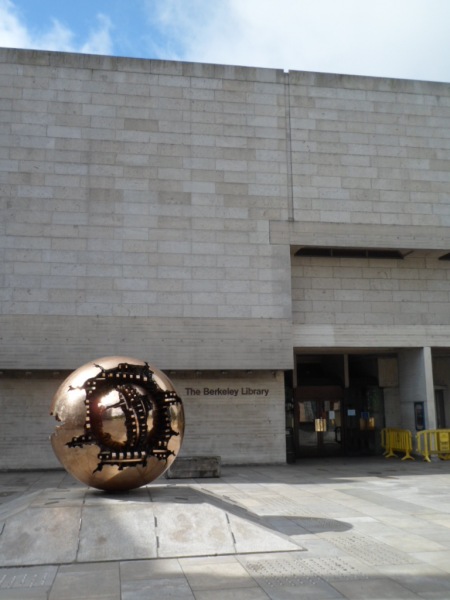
[165,456,221,479]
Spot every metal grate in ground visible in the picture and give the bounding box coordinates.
[0,566,57,590]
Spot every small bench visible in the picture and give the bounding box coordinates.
[165,456,221,479]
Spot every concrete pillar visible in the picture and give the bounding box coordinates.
[398,348,436,431]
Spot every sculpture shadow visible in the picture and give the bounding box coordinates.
[93,483,353,538]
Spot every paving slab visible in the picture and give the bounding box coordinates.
[155,501,235,557]
[121,577,195,600]
[0,457,450,600]
[329,577,420,599]
[0,477,302,567]
[194,589,271,600]
[239,553,344,600]
[377,562,450,597]
[180,556,258,591]
[120,557,184,580]
[77,504,158,562]
[0,505,81,566]
[48,562,120,600]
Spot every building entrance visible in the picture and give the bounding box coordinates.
[295,386,343,457]
[292,353,385,458]
[435,389,447,429]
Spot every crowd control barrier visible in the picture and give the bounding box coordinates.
[416,429,450,462]
[381,428,414,460]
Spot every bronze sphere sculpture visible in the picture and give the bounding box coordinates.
[50,357,184,491]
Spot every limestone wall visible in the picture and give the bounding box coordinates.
[0,370,285,469]
[292,254,450,327]
[0,49,292,370]
[288,71,450,229]
[172,371,286,464]
[2,49,450,368]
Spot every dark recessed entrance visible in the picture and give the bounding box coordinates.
[291,354,385,458]
[295,385,343,457]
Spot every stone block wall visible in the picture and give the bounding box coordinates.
[1,49,450,468]
[1,48,450,366]
[172,371,285,464]
[0,49,292,370]
[291,254,450,327]
[289,71,450,228]
[0,376,62,469]
[0,370,285,469]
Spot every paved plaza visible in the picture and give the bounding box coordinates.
[1,457,450,599]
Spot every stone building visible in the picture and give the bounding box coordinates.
[1,48,449,469]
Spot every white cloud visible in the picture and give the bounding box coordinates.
[0,0,30,48]
[146,0,450,82]
[0,0,113,55]
[35,19,75,52]
[81,15,113,56]
[142,0,230,60]
[1,0,449,81]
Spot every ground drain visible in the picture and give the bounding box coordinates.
[0,566,57,589]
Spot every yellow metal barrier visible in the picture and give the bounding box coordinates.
[416,429,450,462]
[381,428,414,460]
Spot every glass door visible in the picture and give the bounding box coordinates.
[295,387,343,457]
[435,389,446,429]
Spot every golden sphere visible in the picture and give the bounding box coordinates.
[50,357,184,491]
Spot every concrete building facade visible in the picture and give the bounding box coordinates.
[0,48,449,469]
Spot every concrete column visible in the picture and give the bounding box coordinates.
[398,347,436,431]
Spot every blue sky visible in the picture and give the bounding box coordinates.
[1,0,450,82]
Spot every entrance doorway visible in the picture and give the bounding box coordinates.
[293,353,385,458]
[295,386,343,457]
[435,389,447,428]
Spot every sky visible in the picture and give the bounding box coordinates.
[0,0,450,82]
